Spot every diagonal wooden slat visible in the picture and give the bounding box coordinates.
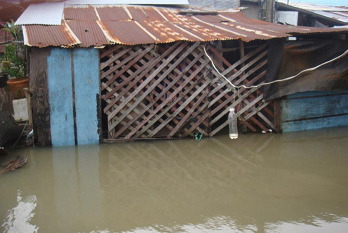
[130,56,210,139]
[107,41,188,125]
[115,42,203,138]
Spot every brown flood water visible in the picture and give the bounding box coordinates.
[1,127,348,233]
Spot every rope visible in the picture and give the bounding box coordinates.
[203,45,348,90]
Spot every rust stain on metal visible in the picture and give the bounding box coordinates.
[139,21,195,43]
[97,6,130,21]
[127,6,149,21]
[24,21,80,48]
[23,5,348,48]
[67,20,109,47]
[100,20,155,45]
[143,8,167,21]
[64,6,98,21]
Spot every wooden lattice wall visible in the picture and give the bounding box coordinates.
[100,41,275,140]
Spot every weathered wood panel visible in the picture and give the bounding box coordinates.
[30,48,52,146]
[283,115,348,132]
[48,48,75,146]
[73,48,100,145]
[282,91,348,132]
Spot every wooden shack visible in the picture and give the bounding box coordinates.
[17,3,348,146]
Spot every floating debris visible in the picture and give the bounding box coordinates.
[1,156,28,174]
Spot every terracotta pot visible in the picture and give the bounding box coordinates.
[7,77,29,99]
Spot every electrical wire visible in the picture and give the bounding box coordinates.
[203,45,348,90]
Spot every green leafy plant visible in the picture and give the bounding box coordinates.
[2,44,26,79]
[1,21,27,80]
[2,20,22,41]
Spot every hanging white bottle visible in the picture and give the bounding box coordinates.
[228,107,238,139]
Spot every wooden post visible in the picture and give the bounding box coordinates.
[273,98,282,133]
[265,0,275,23]
[30,48,51,146]
[23,87,32,125]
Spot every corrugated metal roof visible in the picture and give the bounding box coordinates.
[65,0,190,5]
[21,5,348,48]
[15,2,64,25]
[277,1,348,25]
[23,21,80,47]
[313,11,348,23]
[277,0,348,7]
[280,2,348,12]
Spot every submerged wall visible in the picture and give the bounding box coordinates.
[30,47,100,146]
[281,91,348,132]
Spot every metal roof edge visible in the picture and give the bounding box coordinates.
[277,2,347,25]
[65,0,189,5]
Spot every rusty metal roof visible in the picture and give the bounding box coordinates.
[277,1,348,26]
[21,5,348,48]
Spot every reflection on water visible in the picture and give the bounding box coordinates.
[2,190,38,233]
[0,127,348,232]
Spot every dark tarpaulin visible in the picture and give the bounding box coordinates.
[262,39,348,100]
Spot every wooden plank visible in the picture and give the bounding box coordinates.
[100,47,132,76]
[166,86,209,137]
[185,86,257,137]
[104,96,146,137]
[182,100,210,137]
[209,50,268,97]
[239,118,257,132]
[29,48,51,146]
[209,68,267,107]
[102,44,155,99]
[147,80,210,138]
[257,111,274,129]
[47,48,75,146]
[106,41,185,119]
[108,41,199,135]
[102,45,155,89]
[100,44,122,59]
[100,47,132,71]
[282,114,348,132]
[128,58,210,139]
[282,92,348,121]
[210,93,265,136]
[99,41,274,140]
[209,42,267,79]
[281,91,348,132]
[210,87,259,123]
[273,98,282,133]
[73,48,100,145]
[132,70,209,138]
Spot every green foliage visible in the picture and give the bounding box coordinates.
[2,20,22,41]
[2,44,26,79]
[1,21,27,79]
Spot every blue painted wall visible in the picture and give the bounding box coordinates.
[73,48,100,145]
[48,49,75,146]
[48,48,100,146]
[282,91,348,132]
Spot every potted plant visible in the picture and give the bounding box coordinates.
[1,21,28,99]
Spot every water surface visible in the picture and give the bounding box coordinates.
[1,127,348,232]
